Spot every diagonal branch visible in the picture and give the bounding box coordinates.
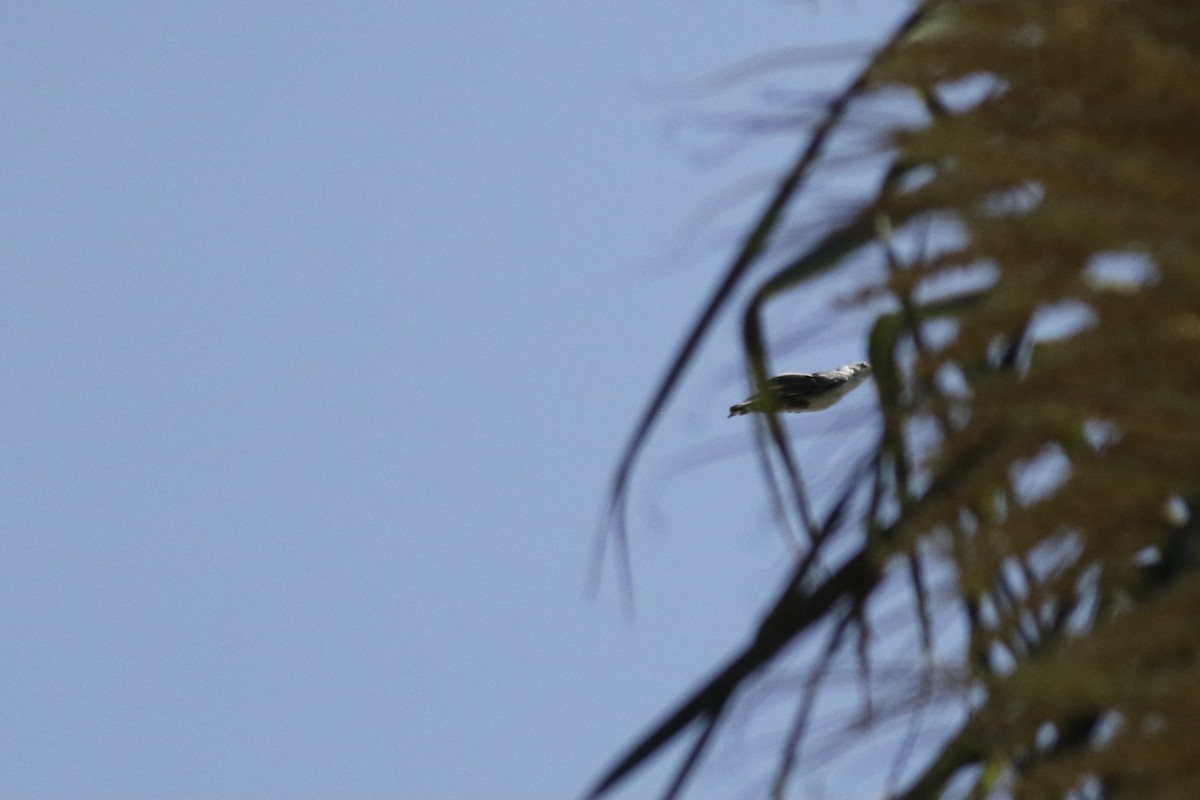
[597,4,933,587]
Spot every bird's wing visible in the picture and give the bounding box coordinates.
[768,371,843,401]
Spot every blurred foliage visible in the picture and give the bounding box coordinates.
[592,1,1200,799]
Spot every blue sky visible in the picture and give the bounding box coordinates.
[1,3,910,798]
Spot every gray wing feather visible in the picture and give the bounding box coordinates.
[769,372,843,402]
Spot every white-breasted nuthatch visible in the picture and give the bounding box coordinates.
[729,361,872,417]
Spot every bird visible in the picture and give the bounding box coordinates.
[729,361,872,417]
